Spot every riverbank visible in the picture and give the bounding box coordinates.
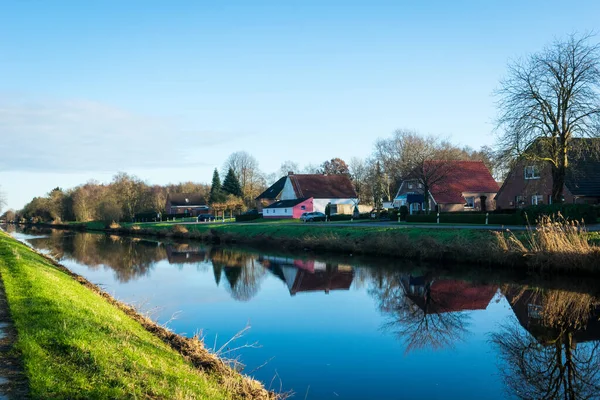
[26,218,600,274]
[0,231,275,399]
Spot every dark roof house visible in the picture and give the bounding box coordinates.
[495,138,600,209]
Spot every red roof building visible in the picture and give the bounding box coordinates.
[393,161,499,212]
[256,172,358,214]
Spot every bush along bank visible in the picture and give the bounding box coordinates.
[0,231,276,400]
[24,216,600,274]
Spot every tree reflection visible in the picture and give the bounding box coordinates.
[210,248,266,302]
[369,270,496,354]
[26,230,166,282]
[493,287,600,399]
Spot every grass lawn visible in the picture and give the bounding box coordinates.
[0,231,262,399]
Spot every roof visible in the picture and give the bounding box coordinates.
[565,138,600,197]
[256,176,287,200]
[167,193,207,206]
[428,161,499,204]
[406,279,498,314]
[288,268,354,295]
[289,174,357,199]
[264,198,310,209]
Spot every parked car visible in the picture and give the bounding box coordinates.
[300,212,326,222]
[197,214,215,222]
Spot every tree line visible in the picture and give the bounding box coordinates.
[3,33,599,223]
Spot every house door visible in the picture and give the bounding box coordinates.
[410,203,421,215]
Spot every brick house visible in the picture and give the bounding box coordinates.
[495,138,600,209]
[392,161,499,213]
[165,193,209,216]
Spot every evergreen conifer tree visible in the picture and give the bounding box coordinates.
[222,167,243,197]
[209,169,225,203]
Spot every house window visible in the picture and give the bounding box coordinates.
[418,183,423,189]
[531,195,543,205]
[301,205,306,210]
[515,195,526,206]
[464,196,475,208]
[408,182,414,189]
[330,204,338,214]
[524,166,540,180]
[285,208,288,213]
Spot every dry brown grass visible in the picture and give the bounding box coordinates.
[108,221,121,229]
[494,214,600,271]
[171,225,189,235]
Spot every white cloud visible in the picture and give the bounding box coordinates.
[0,97,233,172]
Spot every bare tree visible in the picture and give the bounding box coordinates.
[278,160,299,177]
[496,33,600,203]
[319,157,350,175]
[223,152,265,202]
[301,163,321,174]
[388,131,457,213]
[369,271,469,354]
[349,157,370,204]
[0,186,6,214]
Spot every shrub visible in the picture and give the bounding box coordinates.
[171,225,188,235]
[521,204,598,224]
[108,221,121,229]
[235,214,262,222]
[329,214,353,221]
[406,214,437,223]
[399,206,409,221]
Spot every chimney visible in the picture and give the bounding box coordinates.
[288,171,294,175]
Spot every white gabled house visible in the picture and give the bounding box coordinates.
[256,172,358,214]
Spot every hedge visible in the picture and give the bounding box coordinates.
[520,204,598,224]
[235,214,262,222]
[406,212,521,225]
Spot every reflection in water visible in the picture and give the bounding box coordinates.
[369,269,497,353]
[259,256,354,296]
[25,230,166,282]
[492,287,600,399]
[8,227,600,399]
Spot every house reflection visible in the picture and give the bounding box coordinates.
[401,275,498,314]
[259,255,354,296]
[165,244,208,264]
[503,287,600,345]
[493,286,600,399]
[369,270,497,353]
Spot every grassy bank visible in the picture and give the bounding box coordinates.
[0,231,273,399]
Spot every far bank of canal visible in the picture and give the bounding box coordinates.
[7,225,600,399]
[22,219,600,274]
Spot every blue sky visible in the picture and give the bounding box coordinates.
[1,0,599,209]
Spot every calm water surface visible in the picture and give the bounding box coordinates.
[8,226,600,399]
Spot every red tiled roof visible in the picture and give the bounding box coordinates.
[289,174,357,199]
[428,161,499,204]
[289,269,354,295]
[408,279,498,314]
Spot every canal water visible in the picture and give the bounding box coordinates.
[8,226,600,399]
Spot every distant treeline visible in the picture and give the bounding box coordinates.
[6,134,495,224]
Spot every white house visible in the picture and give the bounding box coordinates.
[256,172,358,214]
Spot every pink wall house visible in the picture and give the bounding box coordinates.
[262,198,314,218]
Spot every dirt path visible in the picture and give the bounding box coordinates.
[0,276,28,399]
